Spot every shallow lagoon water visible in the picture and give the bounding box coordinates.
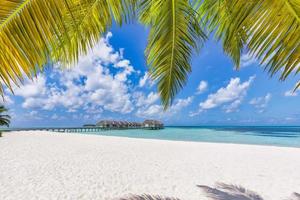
[81,126,300,148]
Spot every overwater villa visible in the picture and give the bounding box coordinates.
[96,120,142,129]
[143,120,164,130]
[94,120,163,130]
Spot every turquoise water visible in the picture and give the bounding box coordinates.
[81,126,300,148]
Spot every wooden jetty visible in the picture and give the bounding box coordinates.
[4,119,164,133]
[5,127,105,133]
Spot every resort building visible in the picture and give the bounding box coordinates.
[96,120,143,129]
[95,119,163,130]
[143,120,164,130]
[96,120,116,128]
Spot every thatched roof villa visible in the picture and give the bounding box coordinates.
[143,120,164,130]
[96,120,143,129]
[94,119,163,130]
[96,120,117,128]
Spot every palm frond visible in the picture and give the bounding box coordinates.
[0,105,8,113]
[0,117,10,127]
[0,0,136,93]
[138,0,162,25]
[140,0,206,109]
[2,0,300,109]
[0,105,10,127]
[0,0,23,24]
[197,0,300,86]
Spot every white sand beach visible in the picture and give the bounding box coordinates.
[0,131,299,200]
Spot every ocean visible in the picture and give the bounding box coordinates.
[80,126,300,148]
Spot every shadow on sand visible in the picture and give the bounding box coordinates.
[116,183,299,200]
[117,194,180,200]
[197,183,264,200]
[291,193,300,200]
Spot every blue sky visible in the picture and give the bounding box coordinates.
[3,22,300,127]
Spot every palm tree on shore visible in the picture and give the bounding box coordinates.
[0,0,299,108]
[0,105,10,137]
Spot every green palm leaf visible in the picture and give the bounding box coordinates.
[140,0,206,109]
[0,0,136,93]
[197,0,300,85]
[0,105,10,127]
[1,0,300,109]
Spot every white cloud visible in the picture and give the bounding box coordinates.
[136,96,193,118]
[240,53,257,68]
[22,97,45,109]
[139,73,149,87]
[134,92,159,107]
[190,76,255,116]
[196,81,208,94]
[50,114,66,120]
[249,93,272,113]
[284,117,298,122]
[14,76,46,98]
[22,110,44,120]
[223,99,242,113]
[138,72,154,88]
[200,76,254,110]
[136,104,163,118]
[171,97,194,112]
[284,89,298,97]
[51,114,59,120]
[10,32,194,121]
[15,32,135,114]
[0,94,14,106]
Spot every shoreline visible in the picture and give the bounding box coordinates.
[5,129,300,149]
[1,131,300,200]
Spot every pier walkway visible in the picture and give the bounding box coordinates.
[3,127,134,133]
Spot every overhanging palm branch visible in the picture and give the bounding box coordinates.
[0,0,136,93]
[0,105,10,127]
[196,0,300,85]
[139,0,206,108]
[1,0,300,109]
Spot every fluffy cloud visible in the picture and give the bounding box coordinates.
[139,72,149,87]
[190,76,255,116]
[10,32,194,122]
[200,76,254,110]
[136,96,193,118]
[138,72,154,88]
[14,76,46,98]
[240,53,257,68]
[134,92,160,107]
[196,81,208,94]
[22,110,45,120]
[171,97,194,112]
[136,104,162,118]
[223,99,242,113]
[249,93,271,113]
[15,32,135,114]
[284,89,298,97]
[0,94,14,106]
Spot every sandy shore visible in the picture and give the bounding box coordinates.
[0,131,299,200]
